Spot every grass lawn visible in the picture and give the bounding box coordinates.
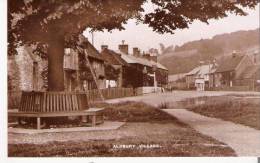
[9,101,235,157]
[186,95,260,130]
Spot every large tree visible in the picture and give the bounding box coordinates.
[8,0,259,91]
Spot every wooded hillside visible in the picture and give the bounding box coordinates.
[158,28,260,74]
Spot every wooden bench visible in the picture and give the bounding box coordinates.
[9,108,104,129]
[8,91,105,129]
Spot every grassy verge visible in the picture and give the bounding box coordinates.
[97,101,183,123]
[9,101,236,157]
[9,136,235,157]
[186,96,260,130]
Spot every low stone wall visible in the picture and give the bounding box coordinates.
[136,87,163,95]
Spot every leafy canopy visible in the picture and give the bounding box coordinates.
[8,0,259,54]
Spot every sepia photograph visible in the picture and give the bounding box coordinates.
[5,0,260,158]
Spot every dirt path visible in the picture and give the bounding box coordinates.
[163,109,260,156]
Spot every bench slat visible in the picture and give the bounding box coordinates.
[62,94,66,112]
[18,91,89,113]
[73,94,78,111]
[52,94,58,112]
[9,108,104,117]
[46,93,50,112]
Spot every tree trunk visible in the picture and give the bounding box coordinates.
[47,36,65,91]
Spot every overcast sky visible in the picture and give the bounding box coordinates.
[84,3,259,53]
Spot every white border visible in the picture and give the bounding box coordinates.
[0,0,258,162]
[4,157,258,163]
[0,0,8,161]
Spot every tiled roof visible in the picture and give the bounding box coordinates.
[117,51,168,70]
[85,41,104,61]
[215,55,245,73]
[186,64,213,76]
[101,49,128,66]
[186,66,201,76]
[154,61,168,70]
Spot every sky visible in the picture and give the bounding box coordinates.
[84,3,259,53]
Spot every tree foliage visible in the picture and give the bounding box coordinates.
[148,48,159,55]
[9,0,259,53]
[8,0,144,55]
[104,64,120,81]
[144,0,259,34]
[159,43,175,55]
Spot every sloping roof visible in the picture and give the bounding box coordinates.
[154,61,168,70]
[101,49,128,66]
[186,64,213,76]
[215,55,245,73]
[237,65,260,79]
[186,66,201,76]
[199,64,213,75]
[117,51,168,70]
[84,41,104,61]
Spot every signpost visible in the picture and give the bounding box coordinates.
[152,64,157,92]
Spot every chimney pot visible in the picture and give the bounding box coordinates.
[133,47,140,57]
[118,41,129,54]
[101,45,108,51]
[232,50,237,57]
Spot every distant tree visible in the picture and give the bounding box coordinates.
[159,43,166,54]
[104,64,120,81]
[148,48,159,55]
[159,43,175,55]
[9,0,259,91]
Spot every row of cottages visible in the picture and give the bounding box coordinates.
[8,35,106,92]
[100,41,169,90]
[9,36,169,93]
[210,51,260,91]
[186,64,215,91]
[64,35,106,91]
[184,51,260,91]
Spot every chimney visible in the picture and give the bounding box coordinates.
[143,53,151,60]
[150,56,157,62]
[133,47,140,57]
[101,45,108,51]
[118,40,129,54]
[232,50,237,58]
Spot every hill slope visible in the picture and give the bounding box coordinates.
[159,28,260,75]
